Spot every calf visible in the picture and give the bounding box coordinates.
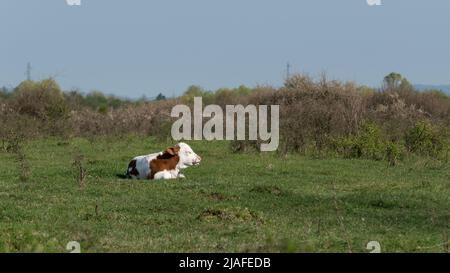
[126,143,201,180]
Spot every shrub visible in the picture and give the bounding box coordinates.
[365,91,426,142]
[241,76,365,154]
[11,79,69,121]
[386,141,405,166]
[332,122,387,161]
[405,121,445,157]
[355,122,386,160]
[1,75,449,163]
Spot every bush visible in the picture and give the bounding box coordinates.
[68,99,178,138]
[1,75,449,164]
[331,122,409,164]
[11,79,68,120]
[355,122,386,160]
[332,122,386,160]
[385,141,405,166]
[405,121,445,157]
[243,76,365,154]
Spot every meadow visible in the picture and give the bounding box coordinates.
[0,136,448,252]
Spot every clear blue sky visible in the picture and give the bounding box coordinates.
[1,0,449,98]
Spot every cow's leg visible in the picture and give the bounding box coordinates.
[164,171,174,180]
[153,170,173,180]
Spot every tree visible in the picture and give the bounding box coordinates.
[399,77,413,91]
[383,72,403,90]
[236,85,252,96]
[0,86,11,99]
[183,85,206,97]
[155,93,166,101]
[383,72,414,93]
[181,85,212,104]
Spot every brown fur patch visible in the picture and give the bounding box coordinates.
[156,146,180,159]
[156,152,176,160]
[156,146,181,160]
[149,156,180,179]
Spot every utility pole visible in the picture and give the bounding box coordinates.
[26,62,32,81]
[286,62,291,80]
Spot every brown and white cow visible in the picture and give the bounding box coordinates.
[126,143,201,180]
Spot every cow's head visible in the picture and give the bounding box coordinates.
[160,143,201,169]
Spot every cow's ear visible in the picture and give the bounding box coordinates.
[164,146,180,155]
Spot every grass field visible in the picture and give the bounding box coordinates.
[0,136,449,252]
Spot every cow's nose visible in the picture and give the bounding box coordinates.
[197,155,202,162]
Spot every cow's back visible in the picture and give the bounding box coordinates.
[128,152,160,179]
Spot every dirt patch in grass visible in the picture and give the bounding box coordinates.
[198,190,239,201]
[250,185,284,196]
[207,192,228,201]
[198,207,263,223]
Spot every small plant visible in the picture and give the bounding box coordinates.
[4,133,31,182]
[386,141,404,166]
[73,152,87,189]
[16,146,31,182]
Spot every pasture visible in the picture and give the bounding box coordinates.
[0,136,448,252]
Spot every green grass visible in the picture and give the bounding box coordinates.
[0,136,449,252]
